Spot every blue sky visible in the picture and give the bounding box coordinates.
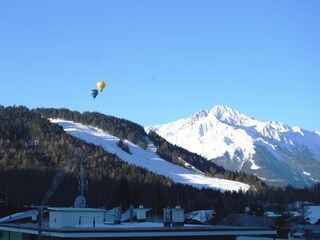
[0,1,319,131]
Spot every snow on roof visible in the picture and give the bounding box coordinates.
[75,221,209,229]
[48,207,105,212]
[308,205,320,224]
[0,210,35,223]
[185,210,214,223]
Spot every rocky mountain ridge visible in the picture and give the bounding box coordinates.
[146,105,320,187]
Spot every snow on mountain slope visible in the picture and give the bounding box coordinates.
[146,105,320,187]
[146,106,257,167]
[50,119,250,192]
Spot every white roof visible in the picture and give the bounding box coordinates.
[0,210,36,223]
[48,207,105,213]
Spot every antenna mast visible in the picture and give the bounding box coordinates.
[74,154,88,208]
[79,161,88,196]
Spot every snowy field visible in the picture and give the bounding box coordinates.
[51,119,250,192]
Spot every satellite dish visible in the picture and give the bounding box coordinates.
[74,195,86,208]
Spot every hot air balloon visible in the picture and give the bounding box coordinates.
[90,89,99,99]
[97,81,106,91]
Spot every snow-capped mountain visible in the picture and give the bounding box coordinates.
[50,119,250,192]
[146,105,320,187]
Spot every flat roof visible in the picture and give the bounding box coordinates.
[48,207,106,213]
[0,222,277,239]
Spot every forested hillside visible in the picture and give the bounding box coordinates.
[0,106,248,217]
[34,107,264,187]
[1,106,320,223]
[0,106,171,208]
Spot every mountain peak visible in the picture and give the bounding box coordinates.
[147,105,320,187]
[210,105,239,118]
[209,105,256,126]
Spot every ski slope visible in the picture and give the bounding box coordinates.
[50,119,250,192]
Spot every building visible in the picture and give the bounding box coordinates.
[49,208,105,228]
[0,207,277,240]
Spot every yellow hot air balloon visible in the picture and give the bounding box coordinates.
[97,81,106,91]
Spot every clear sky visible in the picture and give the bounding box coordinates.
[0,1,319,131]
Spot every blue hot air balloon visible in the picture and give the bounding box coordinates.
[90,89,99,99]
